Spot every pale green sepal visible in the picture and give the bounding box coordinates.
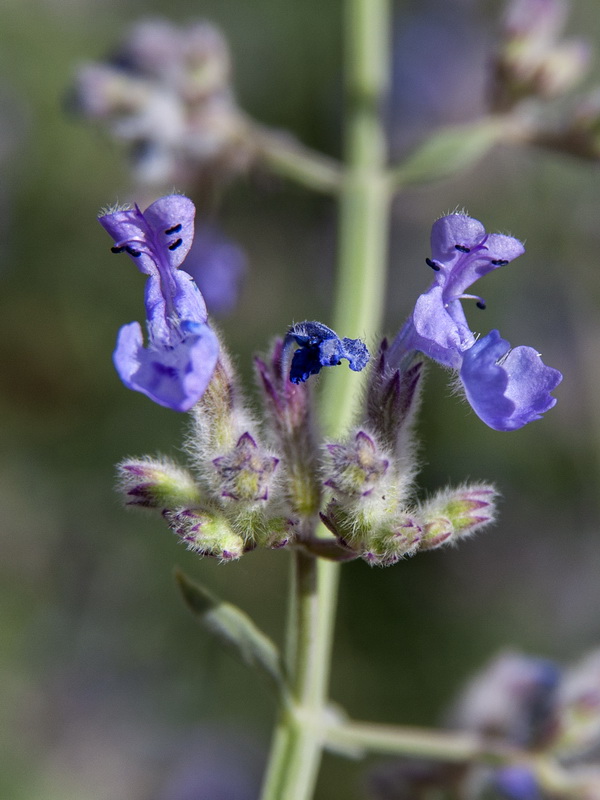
[175,569,288,693]
[390,119,506,189]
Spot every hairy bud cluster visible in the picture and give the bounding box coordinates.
[118,342,290,560]
[116,317,504,568]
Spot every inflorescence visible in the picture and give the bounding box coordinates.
[101,195,562,566]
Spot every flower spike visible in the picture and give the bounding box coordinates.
[99,194,219,411]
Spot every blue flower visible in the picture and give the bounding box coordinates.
[99,194,219,412]
[393,214,562,431]
[284,321,370,384]
[494,766,542,800]
[181,223,247,316]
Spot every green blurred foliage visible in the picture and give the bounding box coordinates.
[2,0,600,798]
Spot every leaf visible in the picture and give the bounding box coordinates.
[175,568,287,693]
[391,119,507,188]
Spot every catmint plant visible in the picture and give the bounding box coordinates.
[73,0,600,797]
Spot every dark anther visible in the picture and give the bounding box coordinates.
[426,257,441,271]
[165,223,182,235]
[168,238,183,251]
[111,245,126,254]
[476,301,486,310]
[491,259,509,266]
[455,244,471,253]
[125,246,142,257]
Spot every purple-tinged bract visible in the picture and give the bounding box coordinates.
[99,194,219,411]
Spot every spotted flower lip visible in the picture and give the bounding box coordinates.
[404,213,525,369]
[284,321,370,384]
[99,194,219,411]
[392,214,562,431]
[460,330,562,431]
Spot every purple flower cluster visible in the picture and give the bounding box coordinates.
[99,195,219,412]
[394,214,562,431]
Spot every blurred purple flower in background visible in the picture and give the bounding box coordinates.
[389,0,488,151]
[181,223,246,316]
[99,194,219,411]
[157,726,262,800]
[494,765,542,800]
[70,18,250,188]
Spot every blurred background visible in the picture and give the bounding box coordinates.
[2,0,600,797]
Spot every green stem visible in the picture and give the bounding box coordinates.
[259,2,392,799]
[249,122,343,195]
[321,0,392,435]
[325,720,511,762]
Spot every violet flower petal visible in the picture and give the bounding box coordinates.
[114,319,219,412]
[410,285,471,368]
[431,214,525,299]
[460,330,562,431]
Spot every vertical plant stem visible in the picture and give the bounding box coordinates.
[259,2,391,798]
[321,0,392,435]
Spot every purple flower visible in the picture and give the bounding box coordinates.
[181,223,246,316]
[99,194,219,411]
[284,321,370,384]
[394,214,562,431]
[494,766,542,800]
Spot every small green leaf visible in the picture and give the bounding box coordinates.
[175,569,287,693]
[390,119,507,189]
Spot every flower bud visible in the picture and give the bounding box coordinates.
[212,432,279,503]
[418,485,497,551]
[117,457,201,510]
[255,340,321,519]
[361,515,423,567]
[187,360,281,518]
[364,339,423,458]
[324,431,389,498]
[322,503,422,567]
[165,507,246,560]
